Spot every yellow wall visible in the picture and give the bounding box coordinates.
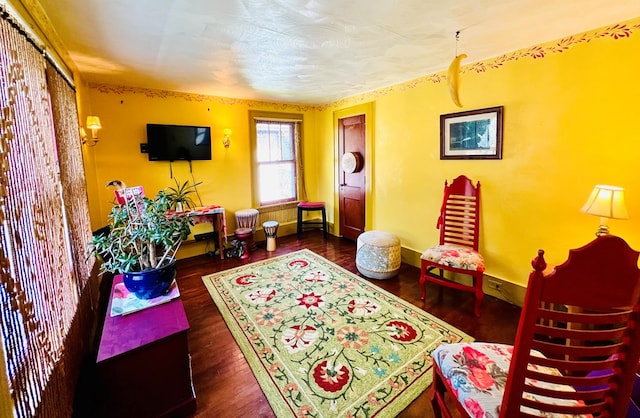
[86,87,318,256]
[317,18,640,287]
[74,78,104,230]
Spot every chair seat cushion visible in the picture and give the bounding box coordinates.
[421,244,485,272]
[432,343,590,418]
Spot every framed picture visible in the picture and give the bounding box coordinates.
[440,106,503,160]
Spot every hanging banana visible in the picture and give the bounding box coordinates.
[447,53,467,107]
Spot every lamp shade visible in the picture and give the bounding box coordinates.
[580,185,629,219]
[86,116,102,130]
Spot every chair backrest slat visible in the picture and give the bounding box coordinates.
[537,306,633,324]
[520,397,602,415]
[501,235,640,417]
[532,355,618,373]
[534,322,629,342]
[438,175,480,251]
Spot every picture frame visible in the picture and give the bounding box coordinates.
[440,106,504,160]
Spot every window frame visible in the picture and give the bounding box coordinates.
[249,111,303,208]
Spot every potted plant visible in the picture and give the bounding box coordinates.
[165,179,202,212]
[88,190,193,299]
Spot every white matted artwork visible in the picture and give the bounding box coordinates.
[440,106,503,160]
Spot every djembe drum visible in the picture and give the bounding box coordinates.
[235,208,259,250]
[262,221,279,252]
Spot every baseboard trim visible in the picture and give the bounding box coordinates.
[180,233,526,307]
[178,220,334,259]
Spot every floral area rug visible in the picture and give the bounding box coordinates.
[202,249,473,417]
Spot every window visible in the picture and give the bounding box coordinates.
[250,111,304,207]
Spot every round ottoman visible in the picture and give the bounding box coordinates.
[356,231,401,279]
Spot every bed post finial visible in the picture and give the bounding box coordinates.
[531,249,546,272]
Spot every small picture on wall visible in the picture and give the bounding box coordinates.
[440,106,503,160]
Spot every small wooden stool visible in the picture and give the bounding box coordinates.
[263,221,279,251]
[297,201,327,239]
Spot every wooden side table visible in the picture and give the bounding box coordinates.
[180,205,227,259]
[97,275,196,417]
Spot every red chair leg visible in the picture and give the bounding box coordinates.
[430,366,453,418]
[420,261,427,300]
[437,268,445,303]
[473,272,484,317]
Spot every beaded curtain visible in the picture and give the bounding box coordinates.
[45,64,93,286]
[0,8,94,418]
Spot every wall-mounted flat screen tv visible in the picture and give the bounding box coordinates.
[146,124,212,161]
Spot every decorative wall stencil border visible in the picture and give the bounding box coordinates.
[247,101,316,113]
[318,18,640,111]
[462,22,640,75]
[90,83,220,102]
[91,17,640,112]
[316,73,446,111]
[89,82,317,112]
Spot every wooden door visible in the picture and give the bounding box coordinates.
[338,115,366,241]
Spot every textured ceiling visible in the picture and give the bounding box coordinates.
[37,0,640,104]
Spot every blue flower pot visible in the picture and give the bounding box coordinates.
[122,258,177,299]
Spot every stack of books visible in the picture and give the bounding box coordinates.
[110,280,180,316]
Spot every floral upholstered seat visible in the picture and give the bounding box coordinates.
[432,342,591,418]
[421,244,485,272]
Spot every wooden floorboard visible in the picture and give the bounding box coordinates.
[75,231,521,417]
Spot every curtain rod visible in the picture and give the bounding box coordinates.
[1,5,75,91]
[253,117,303,123]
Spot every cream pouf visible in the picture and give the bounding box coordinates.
[356,231,401,279]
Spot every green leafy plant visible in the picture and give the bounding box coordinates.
[165,179,202,211]
[88,191,193,273]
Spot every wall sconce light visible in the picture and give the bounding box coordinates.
[81,116,102,146]
[223,128,232,148]
[580,184,629,236]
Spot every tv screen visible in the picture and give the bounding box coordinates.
[146,124,212,161]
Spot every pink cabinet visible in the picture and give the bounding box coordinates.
[97,275,196,417]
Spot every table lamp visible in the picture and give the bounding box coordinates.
[580,184,629,236]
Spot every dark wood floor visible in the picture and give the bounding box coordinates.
[75,231,521,417]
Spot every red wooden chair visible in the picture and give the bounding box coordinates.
[430,235,640,417]
[420,175,485,316]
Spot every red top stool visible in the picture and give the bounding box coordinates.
[297,201,327,239]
